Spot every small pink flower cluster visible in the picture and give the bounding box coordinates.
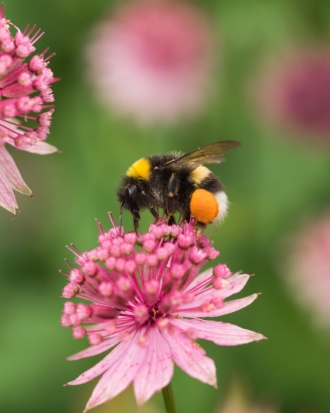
[284,212,330,330]
[254,47,330,144]
[62,220,222,337]
[0,4,56,149]
[61,215,263,411]
[86,0,213,124]
[0,4,57,214]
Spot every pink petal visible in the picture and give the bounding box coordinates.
[20,141,58,154]
[0,167,17,213]
[67,336,120,360]
[84,331,148,412]
[181,273,251,311]
[67,341,126,386]
[133,327,174,405]
[171,318,266,345]
[184,268,213,291]
[179,293,259,318]
[215,273,251,299]
[0,145,32,195]
[163,330,217,387]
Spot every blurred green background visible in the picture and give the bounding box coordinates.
[1,0,330,412]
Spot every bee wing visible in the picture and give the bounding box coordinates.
[162,140,241,168]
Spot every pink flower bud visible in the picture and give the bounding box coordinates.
[72,326,86,339]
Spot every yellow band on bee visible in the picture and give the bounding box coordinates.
[190,166,211,184]
[126,158,151,180]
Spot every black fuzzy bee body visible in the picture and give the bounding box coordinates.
[117,141,240,233]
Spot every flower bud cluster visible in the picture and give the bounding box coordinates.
[61,216,233,345]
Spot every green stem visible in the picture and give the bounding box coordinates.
[162,382,178,413]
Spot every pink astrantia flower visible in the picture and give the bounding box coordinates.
[284,212,330,330]
[61,214,264,411]
[86,0,213,124]
[0,4,57,214]
[253,47,330,145]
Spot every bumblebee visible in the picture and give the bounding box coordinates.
[117,140,241,233]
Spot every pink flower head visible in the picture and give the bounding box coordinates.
[284,212,330,330]
[86,0,213,124]
[0,4,58,214]
[61,214,264,411]
[253,46,330,145]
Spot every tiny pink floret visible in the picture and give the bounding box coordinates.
[61,215,265,411]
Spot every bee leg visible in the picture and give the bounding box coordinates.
[127,184,141,234]
[133,213,140,235]
[168,173,178,199]
[119,201,125,236]
[168,215,176,225]
[128,205,140,235]
[182,212,191,224]
[195,221,206,237]
[148,206,159,222]
[166,173,178,225]
[130,208,140,235]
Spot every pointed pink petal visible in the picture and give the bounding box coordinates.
[19,141,58,154]
[182,273,251,311]
[133,327,174,405]
[0,167,18,213]
[171,318,266,346]
[67,336,120,360]
[67,341,126,386]
[163,330,217,387]
[184,268,213,291]
[178,294,259,318]
[215,273,251,299]
[0,145,32,195]
[84,331,148,412]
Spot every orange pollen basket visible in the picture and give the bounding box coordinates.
[190,189,218,224]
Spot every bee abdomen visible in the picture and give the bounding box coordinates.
[190,189,219,224]
[190,189,228,224]
[213,191,228,222]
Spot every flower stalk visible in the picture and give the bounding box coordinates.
[162,382,178,413]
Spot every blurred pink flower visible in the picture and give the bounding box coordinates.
[284,212,330,329]
[0,4,57,214]
[254,47,330,145]
[86,0,213,124]
[61,215,264,411]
